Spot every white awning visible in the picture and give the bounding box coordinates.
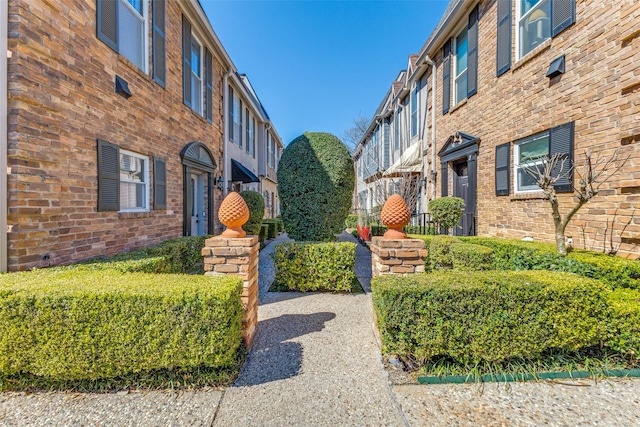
[383,142,422,176]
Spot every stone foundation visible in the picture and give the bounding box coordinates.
[370,237,428,277]
[202,235,259,348]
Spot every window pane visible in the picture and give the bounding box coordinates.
[518,168,539,190]
[191,39,201,76]
[192,74,202,115]
[455,70,467,104]
[118,0,144,69]
[120,182,146,209]
[120,154,145,182]
[519,135,548,163]
[519,0,550,57]
[521,0,542,15]
[456,28,468,73]
[126,0,142,14]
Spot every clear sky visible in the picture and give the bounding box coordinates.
[200,0,449,146]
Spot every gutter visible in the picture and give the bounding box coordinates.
[1,2,8,272]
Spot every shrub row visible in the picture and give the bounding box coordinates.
[0,270,243,388]
[409,235,640,289]
[55,236,209,275]
[372,271,612,364]
[272,242,357,292]
[607,288,640,356]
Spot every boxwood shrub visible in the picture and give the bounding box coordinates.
[239,190,265,236]
[272,242,356,292]
[0,270,243,389]
[263,220,277,239]
[567,250,640,290]
[605,288,640,356]
[427,235,462,270]
[372,271,609,364]
[449,243,494,271]
[344,214,359,229]
[56,236,209,275]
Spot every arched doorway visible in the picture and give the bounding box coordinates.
[180,142,216,236]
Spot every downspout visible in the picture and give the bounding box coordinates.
[1,2,8,272]
[222,68,233,196]
[424,55,437,205]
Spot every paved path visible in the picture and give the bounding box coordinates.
[3,232,640,426]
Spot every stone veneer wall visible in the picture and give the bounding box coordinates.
[202,235,259,348]
[370,237,428,277]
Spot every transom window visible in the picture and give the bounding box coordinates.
[120,150,149,211]
[518,0,551,59]
[514,132,549,192]
[454,26,468,105]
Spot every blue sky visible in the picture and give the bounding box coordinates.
[201,0,449,146]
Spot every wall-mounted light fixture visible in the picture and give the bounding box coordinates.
[430,170,438,182]
[216,176,224,191]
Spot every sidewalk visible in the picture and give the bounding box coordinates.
[2,232,640,426]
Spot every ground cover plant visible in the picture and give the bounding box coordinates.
[0,269,244,391]
[271,242,359,293]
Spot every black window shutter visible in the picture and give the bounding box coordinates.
[97,139,120,212]
[152,0,166,87]
[442,39,451,115]
[153,157,167,210]
[205,48,213,123]
[549,122,574,193]
[238,99,243,149]
[496,0,512,77]
[228,86,234,141]
[245,108,250,153]
[552,0,576,37]
[97,0,118,51]
[467,5,479,98]
[182,15,192,108]
[495,142,510,196]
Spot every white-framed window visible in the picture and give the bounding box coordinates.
[119,150,149,211]
[248,114,256,158]
[190,34,203,115]
[231,91,242,146]
[517,0,551,59]
[514,131,549,192]
[118,0,147,71]
[453,26,468,106]
[410,86,418,138]
[267,133,275,168]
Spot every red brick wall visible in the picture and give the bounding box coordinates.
[7,0,226,270]
[428,0,640,257]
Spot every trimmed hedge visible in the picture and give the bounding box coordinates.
[57,236,209,275]
[568,250,640,290]
[263,220,277,239]
[0,270,243,388]
[272,242,357,292]
[428,235,462,270]
[259,224,268,244]
[449,243,494,271]
[277,132,355,241]
[606,288,640,356]
[239,190,265,236]
[344,214,359,229]
[372,271,609,364]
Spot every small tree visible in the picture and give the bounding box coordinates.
[428,197,465,235]
[522,150,627,255]
[342,115,370,153]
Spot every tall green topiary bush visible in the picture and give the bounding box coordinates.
[429,196,465,234]
[239,190,265,236]
[277,132,355,241]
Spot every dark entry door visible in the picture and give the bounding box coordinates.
[453,162,472,236]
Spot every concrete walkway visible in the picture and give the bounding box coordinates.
[3,232,640,426]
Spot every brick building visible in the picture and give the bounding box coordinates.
[354,0,639,258]
[1,0,279,271]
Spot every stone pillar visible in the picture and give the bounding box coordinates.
[202,235,259,348]
[370,237,428,277]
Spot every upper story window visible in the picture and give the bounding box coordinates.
[247,110,256,158]
[454,26,468,105]
[120,150,149,211]
[268,134,276,169]
[190,35,203,115]
[514,131,549,192]
[518,0,551,59]
[410,86,419,138]
[97,0,148,72]
[229,87,243,146]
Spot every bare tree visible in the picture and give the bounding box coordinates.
[342,115,370,153]
[364,173,422,222]
[522,150,628,255]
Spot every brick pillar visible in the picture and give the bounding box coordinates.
[202,236,259,348]
[370,237,428,277]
